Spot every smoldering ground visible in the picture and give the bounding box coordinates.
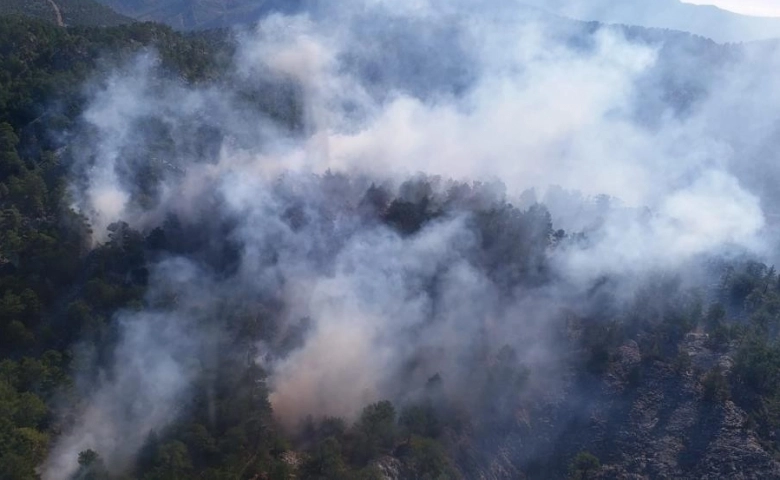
[42,1,780,477]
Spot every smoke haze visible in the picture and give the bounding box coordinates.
[42,1,780,477]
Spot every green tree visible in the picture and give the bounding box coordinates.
[399,403,441,440]
[301,437,348,480]
[702,366,730,403]
[399,437,458,480]
[350,401,397,464]
[145,441,193,480]
[73,449,110,480]
[568,451,601,480]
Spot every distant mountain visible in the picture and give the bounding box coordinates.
[91,0,780,42]
[521,0,780,43]
[93,0,302,30]
[0,0,132,27]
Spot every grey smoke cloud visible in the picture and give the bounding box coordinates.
[45,1,780,477]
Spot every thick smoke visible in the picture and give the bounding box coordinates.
[43,1,780,477]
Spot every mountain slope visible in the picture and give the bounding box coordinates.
[2,7,780,480]
[521,0,780,43]
[93,0,301,30]
[0,0,132,27]
[93,0,780,42]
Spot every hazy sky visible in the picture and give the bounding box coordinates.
[683,0,780,17]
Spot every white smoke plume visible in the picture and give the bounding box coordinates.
[44,0,780,477]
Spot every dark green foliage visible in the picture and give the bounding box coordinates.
[397,436,459,480]
[473,202,553,288]
[0,13,236,358]
[702,366,729,403]
[73,449,110,480]
[0,356,59,479]
[93,0,302,30]
[586,344,611,374]
[381,179,441,235]
[143,441,193,480]
[568,451,600,480]
[702,261,780,451]
[0,15,244,479]
[0,0,132,27]
[704,303,732,351]
[0,427,48,480]
[579,319,624,374]
[627,364,643,387]
[301,437,349,480]
[0,16,232,131]
[384,197,436,235]
[293,399,460,479]
[349,401,398,465]
[399,403,441,440]
[734,335,780,395]
[672,349,691,374]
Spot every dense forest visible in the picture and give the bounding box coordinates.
[1,4,780,480]
[0,0,132,27]
[89,0,302,30]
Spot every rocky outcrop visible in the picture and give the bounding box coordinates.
[472,335,780,479]
[373,456,403,480]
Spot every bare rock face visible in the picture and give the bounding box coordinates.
[471,336,780,479]
[280,450,302,468]
[373,456,403,480]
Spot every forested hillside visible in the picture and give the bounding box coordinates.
[92,0,780,42]
[2,4,780,480]
[521,0,780,43]
[91,0,301,30]
[0,0,132,27]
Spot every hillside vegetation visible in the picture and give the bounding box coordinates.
[0,9,780,480]
[0,0,132,27]
[93,0,300,30]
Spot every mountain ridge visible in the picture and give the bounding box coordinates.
[521,0,780,43]
[0,0,132,27]
[93,0,301,30]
